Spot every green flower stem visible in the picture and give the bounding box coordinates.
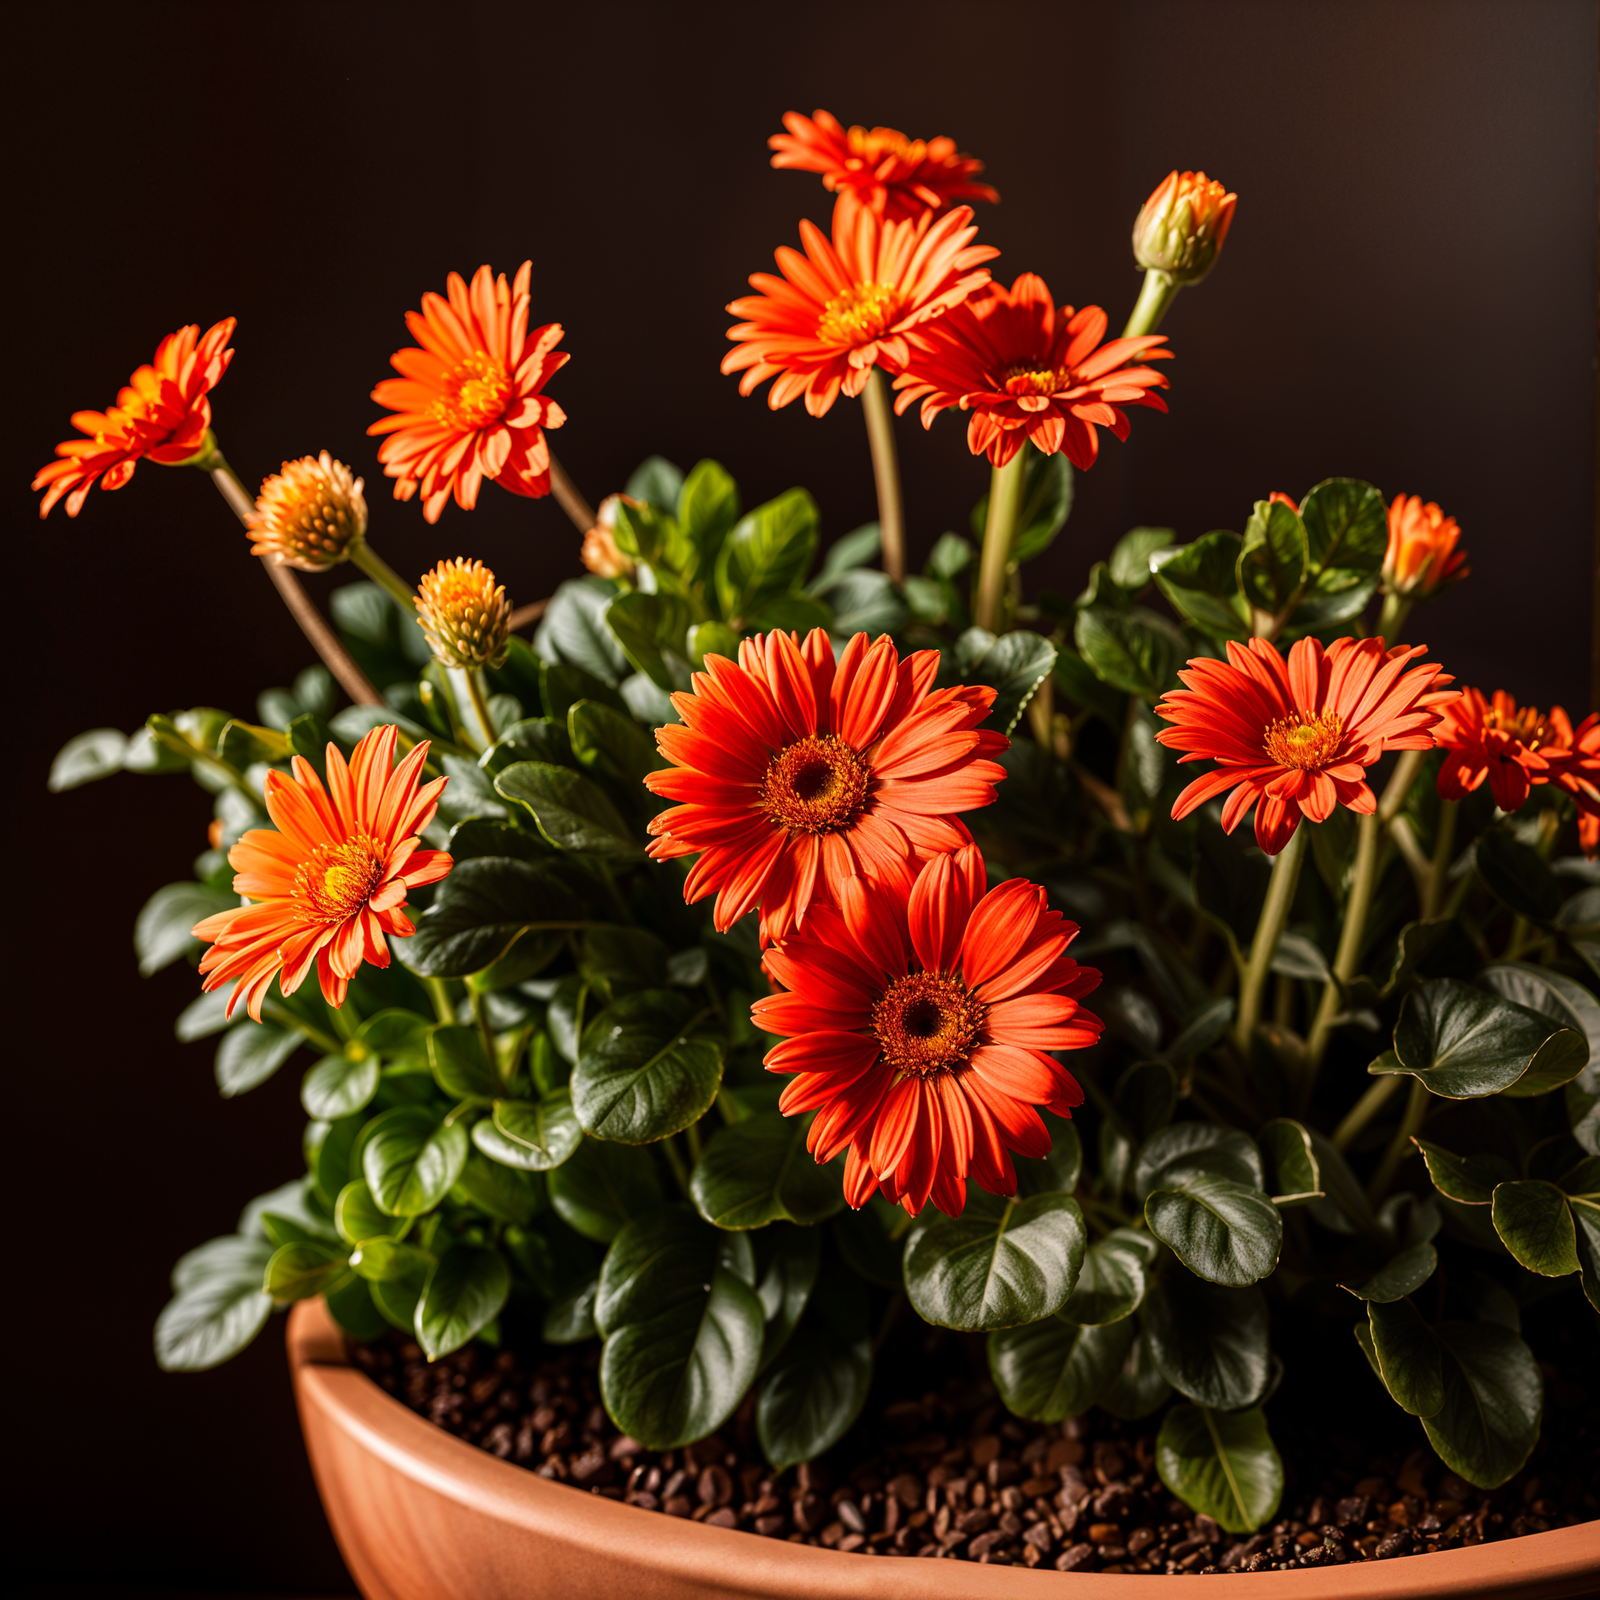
[1366,1078,1430,1203]
[1423,799,1458,921]
[261,999,342,1056]
[460,667,498,750]
[661,1135,693,1200]
[860,369,906,584]
[1377,590,1413,644]
[1302,810,1382,1098]
[975,452,1026,635]
[203,452,382,706]
[685,1120,704,1163]
[350,542,418,612]
[1122,269,1181,338]
[425,976,455,1026]
[469,987,500,1089]
[1329,1073,1403,1151]
[1233,824,1309,1056]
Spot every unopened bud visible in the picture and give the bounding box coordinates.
[581,494,636,580]
[1382,493,1469,598]
[246,452,368,570]
[1133,170,1237,284]
[416,558,512,669]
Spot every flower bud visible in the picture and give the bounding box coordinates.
[581,494,636,580]
[1382,493,1469,598]
[1133,170,1237,284]
[246,452,368,570]
[416,558,512,669]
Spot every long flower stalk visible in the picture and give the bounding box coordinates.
[860,370,906,584]
[975,452,1025,633]
[548,452,595,534]
[1233,823,1308,1056]
[1123,269,1181,338]
[350,543,418,612]
[1423,799,1458,920]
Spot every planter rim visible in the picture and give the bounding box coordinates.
[288,1300,1596,1600]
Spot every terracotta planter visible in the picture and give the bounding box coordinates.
[288,1301,1596,1600]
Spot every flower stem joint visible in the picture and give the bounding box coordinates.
[1132,170,1237,286]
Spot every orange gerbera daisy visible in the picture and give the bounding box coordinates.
[643,630,1008,942]
[755,845,1100,1218]
[892,273,1171,468]
[369,261,567,523]
[1154,636,1455,855]
[33,318,235,518]
[1132,170,1237,285]
[1552,713,1600,857]
[1382,493,1469,597]
[768,109,999,222]
[1435,688,1572,813]
[722,200,996,416]
[193,725,452,1020]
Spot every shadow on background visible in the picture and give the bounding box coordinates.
[8,1,1594,1591]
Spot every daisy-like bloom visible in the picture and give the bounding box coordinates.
[193,725,451,1020]
[1382,493,1469,598]
[369,262,567,523]
[768,109,998,222]
[1132,170,1237,284]
[1551,713,1600,856]
[892,273,1171,469]
[644,629,1007,942]
[246,452,368,570]
[580,493,635,580]
[755,845,1101,1217]
[416,558,513,669]
[722,200,996,416]
[1435,688,1574,813]
[1154,635,1456,855]
[33,318,235,518]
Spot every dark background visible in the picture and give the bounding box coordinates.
[8,1,1595,1592]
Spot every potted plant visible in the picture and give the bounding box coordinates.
[43,107,1596,1598]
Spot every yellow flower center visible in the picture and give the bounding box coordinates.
[1485,705,1546,745]
[758,734,870,835]
[1264,711,1344,772]
[433,350,511,432]
[872,970,986,1079]
[296,835,387,922]
[817,283,904,348]
[846,126,913,165]
[1003,361,1067,396]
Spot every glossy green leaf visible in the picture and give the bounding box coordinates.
[215,1021,302,1097]
[362,1107,470,1216]
[970,447,1074,566]
[568,698,663,790]
[1237,498,1308,618]
[714,489,819,623]
[1157,1404,1283,1534]
[1015,1123,1084,1197]
[757,1225,821,1371]
[50,727,129,790]
[416,1243,511,1360]
[495,761,641,857]
[349,1237,433,1283]
[1145,1173,1283,1286]
[1145,1276,1270,1410]
[477,716,573,780]
[1074,605,1182,699]
[472,1092,583,1172]
[831,1197,906,1289]
[1412,1138,1514,1205]
[757,1273,871,1470]
[534,578,628,685]
[171,1233,273,1294]
[1366,1297,1443,1416]
[264,1240,348,1302]
[334,1180,407,1248]
[427,1025,499,1100]
[323,1273,389,1341]
[1339,1243,1438,1302]
[1491,1181,1579,1276]
[154,1273,273,1371]
[571,990,721,1143]
[955,627,1059,735]
[1162,998,1236,1067]
[1259,1117,1322,1205]
[1108,527,1176,592]
[604,591,693,691]
[1422,1320,1542,1488]
[1133,1123,1262,1199]
[596,1206,764,1448]
[1475,831,1561,924]
[547,1136,662,1242]
[1151,531,1250,640]
[302,1052,380,1121]
[989,1313,1131,1422]
[691,1112,843,1229]
[1478,963,1600,1097]
[1061,1229,1155,1325]
[1100,1322,1173,1420]
[903,1190,1086,1331]
[454,1149,544,1225]
[399,856,588,978]
[543,1274,600,1344]
[1299,477,1387,580]
[136,882,239,976]
[625,454,684,516]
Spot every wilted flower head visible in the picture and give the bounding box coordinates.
[1383,493,1469,598]
[416,557,513,669]
[581,494,635,580]
[1133,170,1237,284]
[246,452,368,570]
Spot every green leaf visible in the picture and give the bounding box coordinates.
[215,1022,302,1097]
[1366,1297,1444,1416]
[334,1180,407,1247]
[312,1117,363,1210]
[1151,532,1250,641]
[362,1107,470,1216]
[1145,1173,1283,1286]
[577,925,671,998]
[50,728,129,791]
[571,991,721,1143]
[757,1273,872,1469]
[154,1274,273,1371]
[1109,527,1177,593]
[831,1198,906,1289]
[454,1149,544,1225]
[715,489,819,623]
[1162,999,1236,1067]
[400,856,587,979]
[1134,1123,1263,1199]
[1061,1229,1155,1325]
[1476,831,1562,923]
[1421,1320,1542,1488]
[1194,814,1271,953]
[1299,478,1388,582]
[1015,1123,1084,1197]
[416,1243,511,1360]
[1237,498,1308,619]
[495,761,642,857]
[1259,1117,1322,1205]
[1145,1276,1270,1410]
[1379,977,1587,1098]
[676,458,741,555]
[1157,1404,1283,1535]
[535,578,628,685]
[324,1273,389,1341]
[757,1225,821,1371]
[478,717,572,780]
[989,1314,1131,1422]
[954,627,1058,736]
[1478,963,1599,1097]
[175,989,233,1042]
[540,657,629,722]
[903,1190,1086,1331]
[568,698,663,790]
[691,1112,844,1229]
[596,1206,764,1449]
[1490,1181,1579,1276]
[301,1053,380,1121]
[547,1136,662,1242]
[1339,1243,1438,1302]
[172,1233,274,1294]
[605,591,694,691]
[472,1092,583,1171]
[136,882,238,976]
[1074,605,1182,699]
[428,1024,500,1100]
[264,1240,348,1302]
[1412,1138,1514,1205]
[626,455,684,515]
[689,620,741,666]
[543,1274,600,1344]
[810,522,881,588]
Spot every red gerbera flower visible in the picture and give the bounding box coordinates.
[369,261,567,523]
[33,318,235,518]
[1154,636,1455,855]
[755,845,1101,1218]
[722,199,996,416]
[1552,713,1600,857]
[768,109,999,222]
[193,725,452,1020]
[1435,688,1572,813]
[891,273,1171,468]
[643,630,1007,942]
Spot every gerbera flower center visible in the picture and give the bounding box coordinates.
[871,970,986,1078]
[1484,705,1546,745]
[758,734,871,835]
[846,126,912,164]
[432,350,512,432]
[1263,711,1344,771]
[295,835,387,922]
[1002,361,1066,396]
[817,283,904,347]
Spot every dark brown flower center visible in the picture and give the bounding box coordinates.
[871,970,986,1078]
[758,734,871,835]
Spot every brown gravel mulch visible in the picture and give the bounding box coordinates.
[349,1332,1597,1573]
